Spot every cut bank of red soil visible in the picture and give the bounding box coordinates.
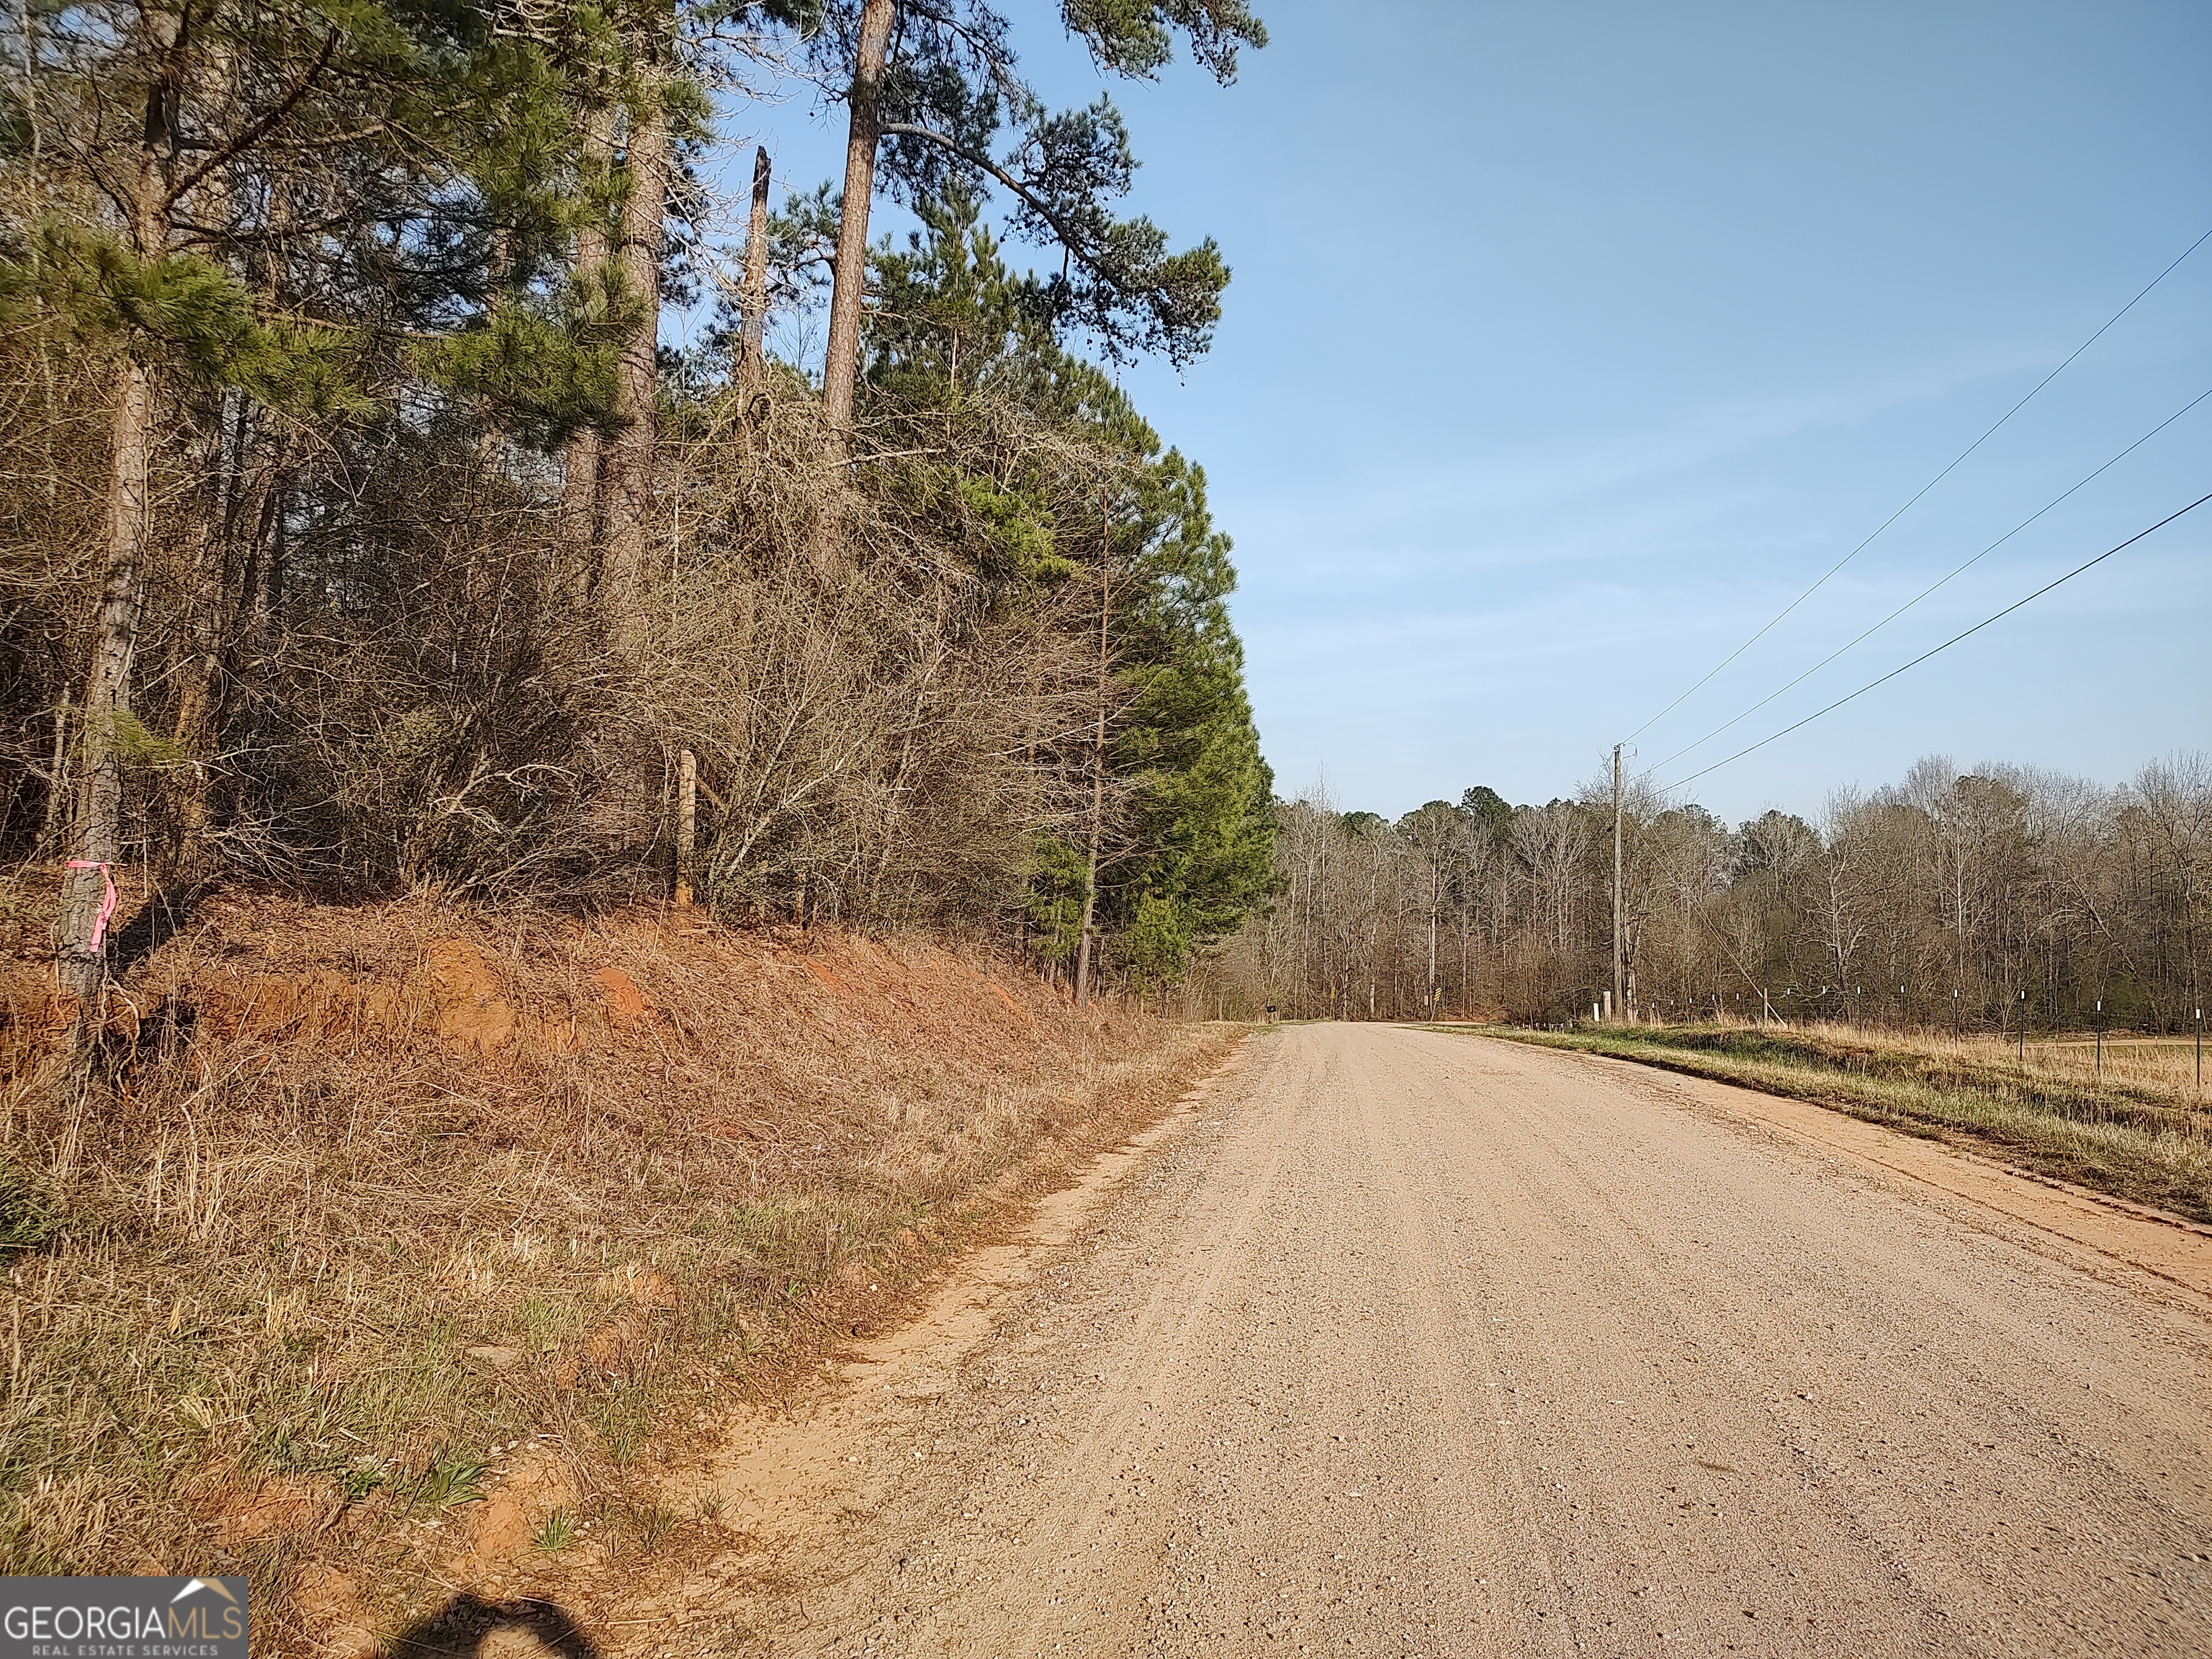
[0,876,1233,1654]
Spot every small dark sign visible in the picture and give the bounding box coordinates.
[1,1578,247,1659]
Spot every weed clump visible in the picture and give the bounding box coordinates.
[0,1160,57,1252]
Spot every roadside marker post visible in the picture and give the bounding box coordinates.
[2095,999,2103,1079]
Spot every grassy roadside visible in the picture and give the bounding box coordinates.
[0,882,1235,1653]
[1442,1022,2212,1226]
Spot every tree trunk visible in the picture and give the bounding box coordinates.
[819,0,896,449]
[37,690,71,861]
[60,88,172,1012]
[1074,766,1103,1007]
[560,408,603,559]
[599,81,669,646]
[1426,881,1438,1013]
[1074,539,1110,1009]
[739,145,773,391]
[560,106,615,561]
[63,354,156,1010]
[169,394,256,870]
[168,533,223,862]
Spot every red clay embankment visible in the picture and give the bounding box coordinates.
[0,879,1232,1654]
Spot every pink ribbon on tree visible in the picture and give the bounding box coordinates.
[64,860,120,950]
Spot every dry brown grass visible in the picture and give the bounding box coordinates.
[1743,1020,2208,1110]
[0,872,1233,1651]
[1466,1017,2212,1223]
[1951,1030,2206,1100]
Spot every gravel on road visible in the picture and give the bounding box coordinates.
[676,1022,2212,1658]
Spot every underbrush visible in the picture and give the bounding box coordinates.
[0,881,1229,1650]
[1457,1020,2212,1224]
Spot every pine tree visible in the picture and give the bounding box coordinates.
[811,0,1265,443]
[861,190,1274,985]
[13,0,606,1012]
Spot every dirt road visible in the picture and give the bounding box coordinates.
[684,1023,2212,1658]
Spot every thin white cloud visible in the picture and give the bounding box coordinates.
[1228,343,2068,565]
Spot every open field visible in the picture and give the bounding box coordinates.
[1454,1018,2212,1223]
[2005,1033,2206,1096]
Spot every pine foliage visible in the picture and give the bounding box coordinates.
[2,0,1275,997]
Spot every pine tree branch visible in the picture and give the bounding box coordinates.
[878,120,1097,274]
[163,29,340,210]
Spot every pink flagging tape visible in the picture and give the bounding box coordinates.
[64,860,120,950]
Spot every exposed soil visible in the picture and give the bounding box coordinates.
[592,1022,2212,1658]
[0,878,1236,1640]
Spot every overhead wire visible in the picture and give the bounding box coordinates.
[1619,225,2212,747]
[1644,382,2212,776]
[1659,490,2212,792]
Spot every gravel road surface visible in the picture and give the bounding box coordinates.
[704,1023,2212,1658]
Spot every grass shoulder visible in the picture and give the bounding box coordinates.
[1429,1020,2212,1226]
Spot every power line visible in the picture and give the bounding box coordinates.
[1659,490,2212,793]
[1620,225,2212,747]
[1645,383,2212,777]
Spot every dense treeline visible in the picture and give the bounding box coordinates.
[1212,755,2212,1035]
[0,0,1275,1012]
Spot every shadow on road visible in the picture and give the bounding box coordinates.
[388,1593,601,1659]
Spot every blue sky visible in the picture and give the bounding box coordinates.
[714,1,2211,824]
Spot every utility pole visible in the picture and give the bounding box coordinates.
[1426,861,1440,1022]
[1611,742,1624,1025]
